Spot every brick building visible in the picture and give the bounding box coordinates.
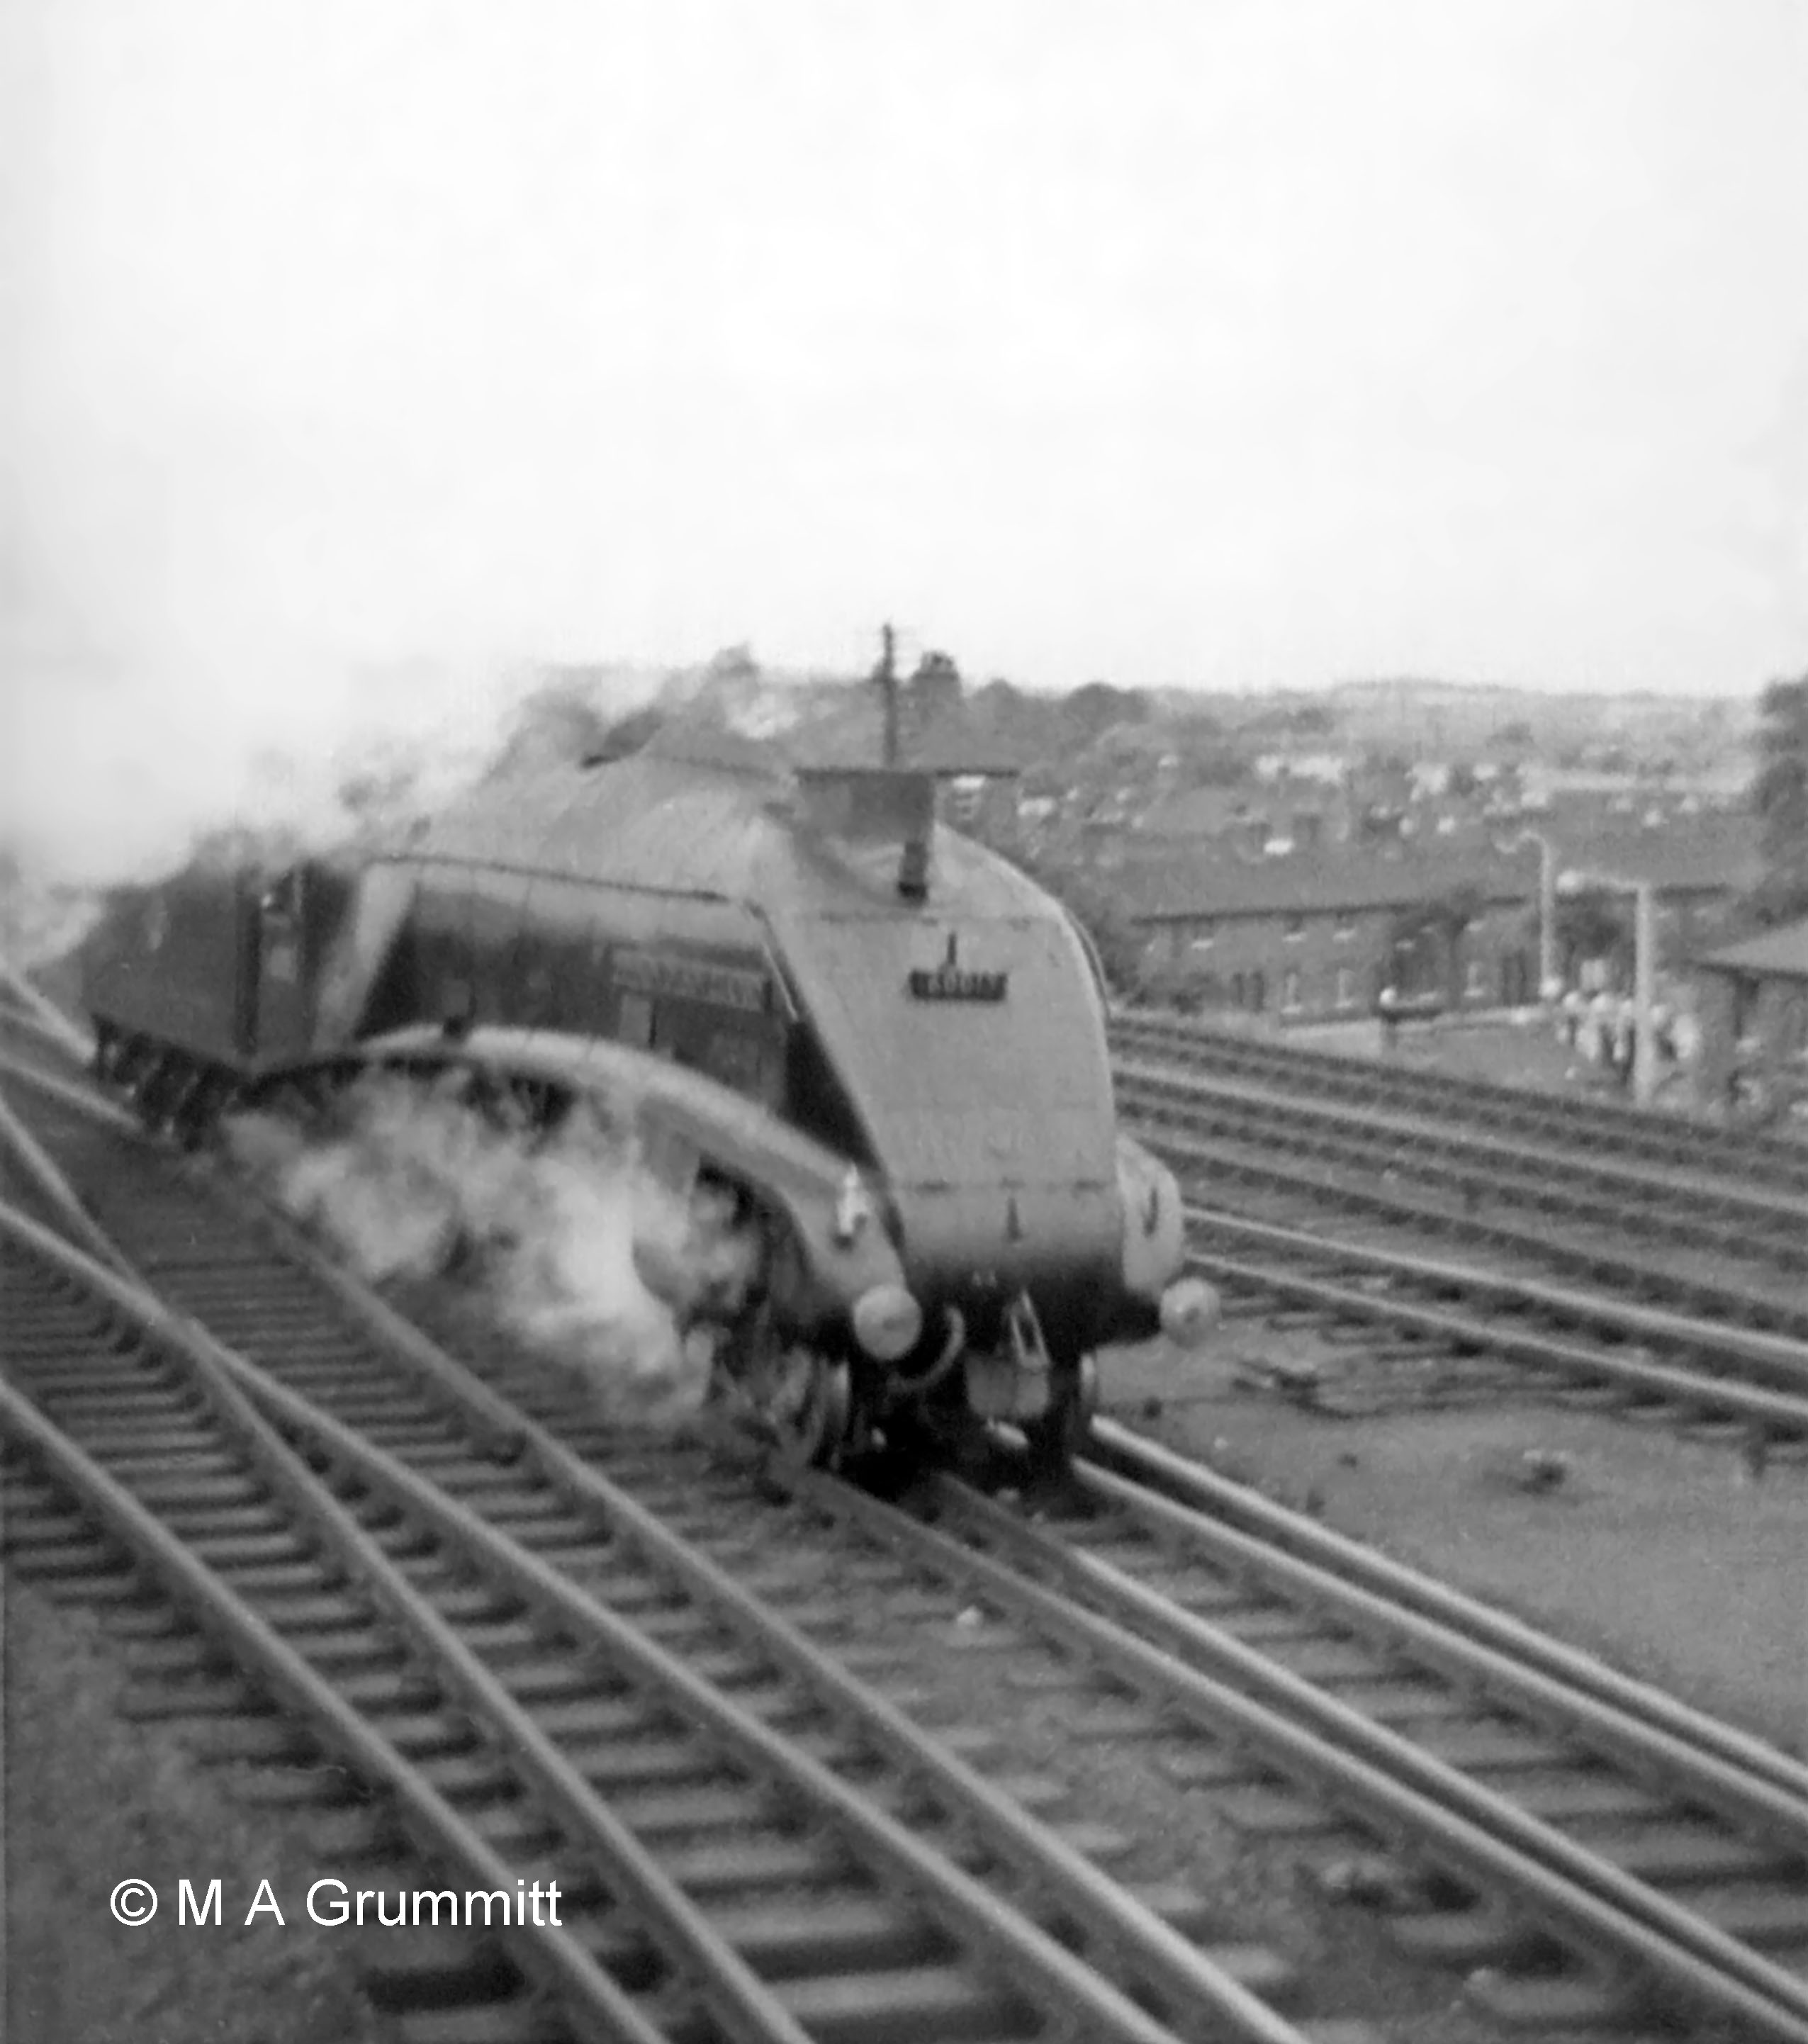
[1691,918,1808,1120]
[1125,846,1543,1020]
[1121,814,1759,1025]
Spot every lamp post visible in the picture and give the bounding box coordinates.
[1500,829,1559,1002]
[1632,879,1658,1108]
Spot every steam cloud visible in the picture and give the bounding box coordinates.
[1,661,666,967]
[228,1072,758,1430]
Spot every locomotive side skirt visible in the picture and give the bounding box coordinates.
[349,1021,911,1352]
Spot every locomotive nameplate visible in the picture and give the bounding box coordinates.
[614,948,768,1013]
[908,966,1008,1002]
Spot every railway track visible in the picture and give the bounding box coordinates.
[1122,1109,1808,1346]
[1170,1204,1808,1447]
[8,977,1807,2038]
[1110,1011,1808,1201]
[724,1437,1808,2044]
[0,1072,1352,2043]
[1111,1051,1808,1279]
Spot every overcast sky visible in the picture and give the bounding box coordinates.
[4,0,1806,870]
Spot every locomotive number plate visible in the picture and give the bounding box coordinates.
[908,966,1008,1001]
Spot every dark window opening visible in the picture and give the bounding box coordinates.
[619,992,654,1048]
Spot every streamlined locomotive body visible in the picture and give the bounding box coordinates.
[82,721,1212,1466]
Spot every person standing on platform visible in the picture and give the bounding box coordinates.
[1378,984,1401,1054]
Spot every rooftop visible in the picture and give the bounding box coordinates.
[1546,814,1761,894]
[1692,917,1808,981]
[1120,842,1541,920]
[1121,812,1761,921]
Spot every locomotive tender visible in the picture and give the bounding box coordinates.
[82,702,1213,1468]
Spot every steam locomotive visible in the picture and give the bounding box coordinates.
[79,687,1214,1469]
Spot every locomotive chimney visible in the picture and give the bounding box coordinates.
[897,833,928,900]
[795,764,936,901]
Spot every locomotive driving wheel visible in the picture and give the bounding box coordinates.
[704,1296,853,1477]
[753,1341,853,1477]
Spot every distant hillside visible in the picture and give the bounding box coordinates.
[510,644,1757,786]
[620,656,1755,789]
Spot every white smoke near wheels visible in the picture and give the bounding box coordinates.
[226,1072,758,1429]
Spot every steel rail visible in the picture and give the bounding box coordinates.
[1174,1240,1808,1435]
[0,1197,829,2044]
[1182,1203,1808,1394]
[1110,1011,1808,1195]
[1087,1418,1808,1804]
[0,1084,140,1280]
[1132,1110,1808,1341]
[0,1347,670,2044]
[10,956,1790,2027]
[0,1043,535,1468]
[1110,1007,1808,1169]
[0,1044,141,1135]
[802,1476,1808,2044]
[2,1137,1091,2043]
[0,1106,1305,2044]
[1116,1058,1808,1252]
[220,1191,1312,2044]
[9,980,1799,1713]
[1124,1091,1799,1279]
[1065,1450,1808,1846]
[215,1315,1296,2044]
[933,1479,1808,2014]
[0,955,94,1067]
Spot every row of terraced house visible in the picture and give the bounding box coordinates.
[1116,813,1760,1023]
[774,680,1763,1028]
